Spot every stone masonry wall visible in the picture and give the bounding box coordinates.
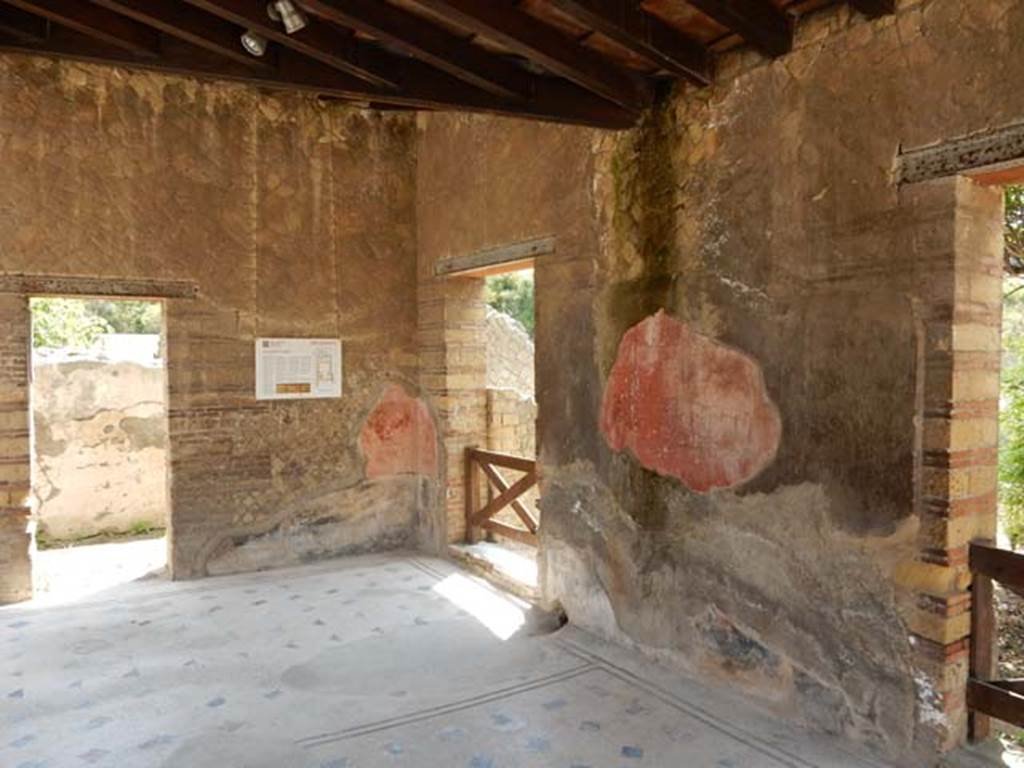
[486,307,534,398]
[0,54,435,582]
[0,295,31,603]
[31,358,168,543]
[415,1,1021,762]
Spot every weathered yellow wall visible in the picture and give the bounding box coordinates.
[0,1,1018,759]
[0,55,436,580]
[414,1,1016,761]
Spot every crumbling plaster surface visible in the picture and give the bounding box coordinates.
[31,359,168,542]
[0,54,437,579]
[416,0,1022,761]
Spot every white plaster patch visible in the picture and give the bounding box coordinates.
[913,669,948,727]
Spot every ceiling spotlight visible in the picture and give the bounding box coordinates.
[268,0,308,34]
[241,29,268,57]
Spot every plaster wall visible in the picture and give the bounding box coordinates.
[31,358,168,542]
[415,0,1016,761]
[0,55,435,580]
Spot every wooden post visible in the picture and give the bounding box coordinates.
[465,447,480,544]
[969,539,996,742]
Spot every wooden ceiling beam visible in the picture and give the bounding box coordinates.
[187,0,638,126]
[685,0,792,58]
[0,5,47,43]
[848,0,895,18]
[3,0,159,56]
[547,0,711,85]
[410,0,653,112]
[182,0,397,89]
[89,0,272,71]
[298,0,527,101]
[0,26,637,128]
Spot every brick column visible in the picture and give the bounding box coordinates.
[417,277,487,546]
[900,176,1003,750]
[0,294,32,604]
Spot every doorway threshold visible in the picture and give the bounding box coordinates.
[448,540,538,603]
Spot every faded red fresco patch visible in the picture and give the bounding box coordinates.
[600,310,781,493]
[360,384,438,479]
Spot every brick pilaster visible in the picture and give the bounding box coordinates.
[417,277,488,545]
[900,176,1003,750]
[0,294,32,604]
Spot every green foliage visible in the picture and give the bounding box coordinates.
[86,300,162,335]
[1007,186,1024,275]
[486,271,535,337]
[30,298,111,349]
[1001,329,1024,548]
[1002,187,1024,548]
[30,298,161,349]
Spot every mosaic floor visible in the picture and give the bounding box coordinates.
[0,552,986,767]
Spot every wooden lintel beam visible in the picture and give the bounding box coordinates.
[89,0,272,71]
[686,0,792,58]
[0,27,636,128]
[299,0,526,101]
[547,0,711,85]
[434,236,555,277]
[0,5,47,43]
[848,0,896,18]
[4,0,159,56]
[411,0,653,112]
[182,0,397,89]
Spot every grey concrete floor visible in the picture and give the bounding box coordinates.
[0,552,992,767]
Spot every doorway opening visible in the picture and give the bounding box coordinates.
[28,297,169,604]
[990,184,1024,753]
[453,267,539,596]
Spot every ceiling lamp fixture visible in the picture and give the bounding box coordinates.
[240,29,268,57]
[268,0,308,34]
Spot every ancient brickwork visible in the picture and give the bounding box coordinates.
[416,113,599,547]
[416,276,488,546]
[0,55,431,583]
[413,1,1023,762]
[0,295,32,603]
[0,1,1018,760]
[486,389,535,460]
[905,177,1004,746]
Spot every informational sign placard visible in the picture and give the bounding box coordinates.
[255,338,342,400]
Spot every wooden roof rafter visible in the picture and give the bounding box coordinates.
[0,0,897,129]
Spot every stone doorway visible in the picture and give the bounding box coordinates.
[453,267,539,596]
[28,297,169,603]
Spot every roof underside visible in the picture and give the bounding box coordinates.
[0,0,895,128]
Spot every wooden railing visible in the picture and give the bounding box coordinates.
[464,447,538,547]
[969,540,1024,741]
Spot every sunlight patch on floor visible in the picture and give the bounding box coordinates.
[31,536,167,607]
[451,540,538,587]
[432,572,527,640]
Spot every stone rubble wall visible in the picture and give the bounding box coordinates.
[485,307,534,398]
[30,355,168,543]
